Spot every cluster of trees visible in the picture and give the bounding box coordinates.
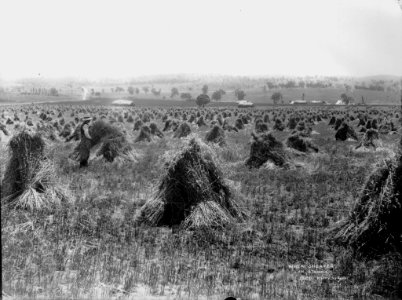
[180,92,192,101]
[271,92,283,105]
[354,84,385,92]
[196,94,210,107]
[344,84,353,92]
[151,88,161,96]
[127,86,139,95]
[32,87,47,95]
[340,93,355,105]
[170,84,229,106]
[114,87,125,93]
[127,86,162,96]
[90,89,101,97]
[234,89,246,100]
[279,81,297,88]
[171,87,179,98]
[201,85,228,101]
[20,87,59,96]
[266,80,332,89]
[202,84,208,95]
[304,81,332,88]
[266,81,278,89]
[211,89,226,101]
[49,87,59,96]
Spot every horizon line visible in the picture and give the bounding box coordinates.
[2,73,402,82]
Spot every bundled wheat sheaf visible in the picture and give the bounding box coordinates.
[205,125,226,146]
[134,125,152,142]
[332,137,402,258]
[173,122,191,138]
[355,129,380,150]
[246,132,289,168]
[335,122,358,141]
[1,131,68,210]
[69,120,132,162]
[96,135,132,162]
[286,133,318,153]
[135,138,247,229]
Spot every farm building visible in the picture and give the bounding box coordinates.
[112,99,135,106]
[290,100,307,105]
[237,100,254,108]
[310,100,327,105]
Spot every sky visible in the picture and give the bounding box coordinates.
[0,0,401,80]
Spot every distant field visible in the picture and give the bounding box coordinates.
[241,87,400,105]
[33,98,239,108]
[1,86,399,106]
[0,94,82,104]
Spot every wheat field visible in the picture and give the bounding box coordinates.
[1,103,401,299]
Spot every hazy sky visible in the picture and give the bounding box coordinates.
[0,0,401,80]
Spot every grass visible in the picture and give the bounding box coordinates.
[1,104,401,299]
[1,85,399,106]
[242,87,400,105]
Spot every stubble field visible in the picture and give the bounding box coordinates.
[1,103,401,299]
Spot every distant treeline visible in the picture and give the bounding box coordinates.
[354,84,385,92]
[18,87,59,96]
[266,80,332,89]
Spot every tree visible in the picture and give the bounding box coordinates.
[49,87,59,96]
[340,93,347,104]
[267,81,278,89]
[212,91,221,101]
[196,94,210,107]
[151,88,161,96]
[340,93,354,105]
[180,93,192,101]
[344,84,352,92]
[135,88,140,94]
[202,84,209,95]
[271,92,282,105]
[171,87,179,98]
[211,89,226,101]
[235,89,246,100]
[127,86,134,95]
[142,86,149,94]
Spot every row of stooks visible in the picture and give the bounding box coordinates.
[1,117,400,256]
[1,116,401,299]
[1,110,392,153]
[1,104,398,122]
[1,105,399,138]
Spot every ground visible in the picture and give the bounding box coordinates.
[1,103,401,299]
